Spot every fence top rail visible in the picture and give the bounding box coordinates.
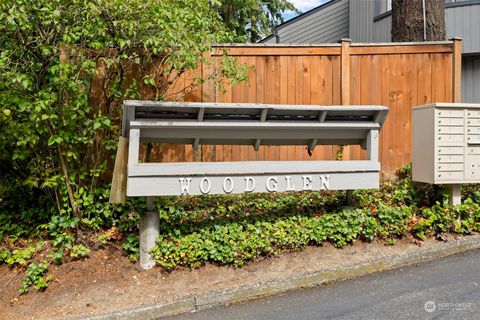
[211,40,454,48]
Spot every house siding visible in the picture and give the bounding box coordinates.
[352,1,480,54]
[263,0,349,44]
[372,15,391,42]
[445,4,480,54]
[349,0,376,42]
[462,55,480,103]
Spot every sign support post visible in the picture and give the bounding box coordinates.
[139,197,159,269]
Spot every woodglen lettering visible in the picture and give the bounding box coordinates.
[178,175,331,195]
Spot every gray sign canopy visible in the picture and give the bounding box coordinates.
[119,100,388,197]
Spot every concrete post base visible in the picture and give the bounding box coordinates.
[139,197,159,270]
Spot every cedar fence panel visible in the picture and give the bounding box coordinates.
[134,40,462,180]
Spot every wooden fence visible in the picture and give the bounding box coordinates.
[143,39,462,180]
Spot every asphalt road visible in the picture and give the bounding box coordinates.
[167,249,480,320]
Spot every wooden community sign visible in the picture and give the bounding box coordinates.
[109,100,388,269]
[112,101,388,198]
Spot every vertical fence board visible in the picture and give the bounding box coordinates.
[245,56,257,161]
[381,54,392,177]
[310,55,322,160]
[389,54,400,175]
[286,55,297,161]
[403,53,416,168]
[396,54,407,169]
[292,56,304,161]
[232,57,248,161]
[256,56,266,161]
[279,55,289,161]
[264,56,279,161]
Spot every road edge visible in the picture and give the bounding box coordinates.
[75,234,480,320]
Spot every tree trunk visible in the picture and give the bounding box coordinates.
[391,0,446,42]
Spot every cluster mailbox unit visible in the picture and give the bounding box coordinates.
[115,100,388,269]
[412,103,480,204]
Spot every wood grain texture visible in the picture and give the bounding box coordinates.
[133,42,457,179]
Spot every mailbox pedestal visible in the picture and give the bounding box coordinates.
[413,103,480,205]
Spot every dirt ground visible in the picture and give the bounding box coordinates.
[0,234,470,320]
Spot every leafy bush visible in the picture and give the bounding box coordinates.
[151,201,479,270]
[0,0,247,225]
[150,170,480,270]
[0,2,290,262]
[156,191,345,230]
[2,164,480,292]
[123,234,140,262]
[20,262,52,294]
[4,245,36,266]
[0,4,249,295]
[69,244,91,259]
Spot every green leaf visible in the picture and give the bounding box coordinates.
[47,136,63,146]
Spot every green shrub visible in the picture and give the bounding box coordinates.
[122,234,139,262]
[150,169,480,270]
[69,244,91,259]
[0,0,246,227]
[3,246,35,266]
[2,162,480,289]
[20,262,52,294]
